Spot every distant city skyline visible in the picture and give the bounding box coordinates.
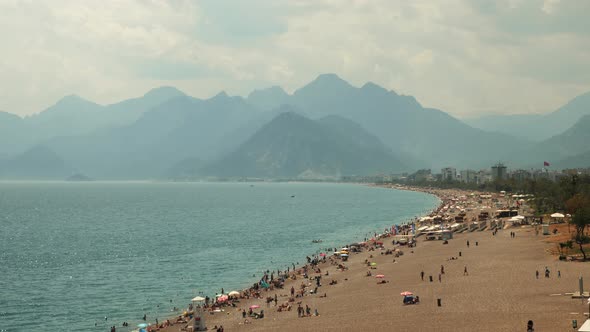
[1,0,589,117]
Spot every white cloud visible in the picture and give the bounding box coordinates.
[542,0,561,14]
[0,0,588,118]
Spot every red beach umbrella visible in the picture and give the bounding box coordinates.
[400,291,413,296]
[249,304,260,309]
[375,274,385,278]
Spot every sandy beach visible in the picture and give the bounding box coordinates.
[152,186,590,332]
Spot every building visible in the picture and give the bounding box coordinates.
[441,167,457,181]
[459,169,478,184]
[408,169,433,182]
[511,169,532,182]
[491,163,507,181]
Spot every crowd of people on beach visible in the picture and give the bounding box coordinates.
[117,185,550,331]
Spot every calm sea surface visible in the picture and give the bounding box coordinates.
[0,182,438,331]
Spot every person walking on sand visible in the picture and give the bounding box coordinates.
[441,265,445,275]
[464,266,468,276]
[527,320,534,331]
[438,273,442,282]
[535,270,539,279]
[291,286,295,297]
[467,240,470,248]
[421,270,425,281]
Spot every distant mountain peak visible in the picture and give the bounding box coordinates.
[55,94,88,105]
[247,85,289,98]
[310,73,351,87]
[45,94,101,113]
[143,86,185,99]
[246,86,291,111]
[361,82,391,95]
[294,73,354,97]
[361,81,383,90]
[212,91,229,99]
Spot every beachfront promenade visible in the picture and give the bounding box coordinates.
[155,190,589,332]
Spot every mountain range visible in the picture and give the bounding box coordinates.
[463,91,590,142]
[1,74,589,179]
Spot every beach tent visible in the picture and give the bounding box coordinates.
[578,319,590,331]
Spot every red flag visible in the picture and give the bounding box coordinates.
[543,161,550,167]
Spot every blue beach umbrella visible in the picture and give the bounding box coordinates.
[138,323,148,328]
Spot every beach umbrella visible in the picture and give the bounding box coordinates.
[319,253,326,257]
[340,253,349,257]
[217,295,229,302]
[370,262,377,266]
[551,213,565,218]
[400,291,413,296]
[137,323,148,328]
[514,215,525,220]
[192,296,206,302]
[249,305,260,309]
[228,291,240,297]
[375,274,385,278]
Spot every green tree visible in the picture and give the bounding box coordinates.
[572,206,590,261]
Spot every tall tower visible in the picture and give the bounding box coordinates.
[491,163,507,181]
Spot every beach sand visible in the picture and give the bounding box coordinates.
[156,188,589,332]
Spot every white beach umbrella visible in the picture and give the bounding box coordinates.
[550,213,565,218]
[192,296,206,302]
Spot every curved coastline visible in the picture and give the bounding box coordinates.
[148,183,443,331]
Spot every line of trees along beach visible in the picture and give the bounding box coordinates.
[392,174,590,261]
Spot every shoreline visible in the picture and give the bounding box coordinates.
[149,184,464,332]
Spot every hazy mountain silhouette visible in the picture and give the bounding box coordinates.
[105,86,186,125]
[247,86,290,111]
[44,92,262,178]
[0,145,72,179]
[287,74,531,170]
[0,111,32,156]
[3,74,586,179]
[1,87,187,158]
[200,111,406,178]
[514,115,590,167]
[465,91,590,141]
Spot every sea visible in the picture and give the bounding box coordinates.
[0,181,438,332]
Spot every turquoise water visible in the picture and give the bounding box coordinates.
[0,182,438,331]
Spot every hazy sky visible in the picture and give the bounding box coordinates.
[1,0,589,117]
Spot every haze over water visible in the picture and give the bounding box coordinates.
[0,181,437,332]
